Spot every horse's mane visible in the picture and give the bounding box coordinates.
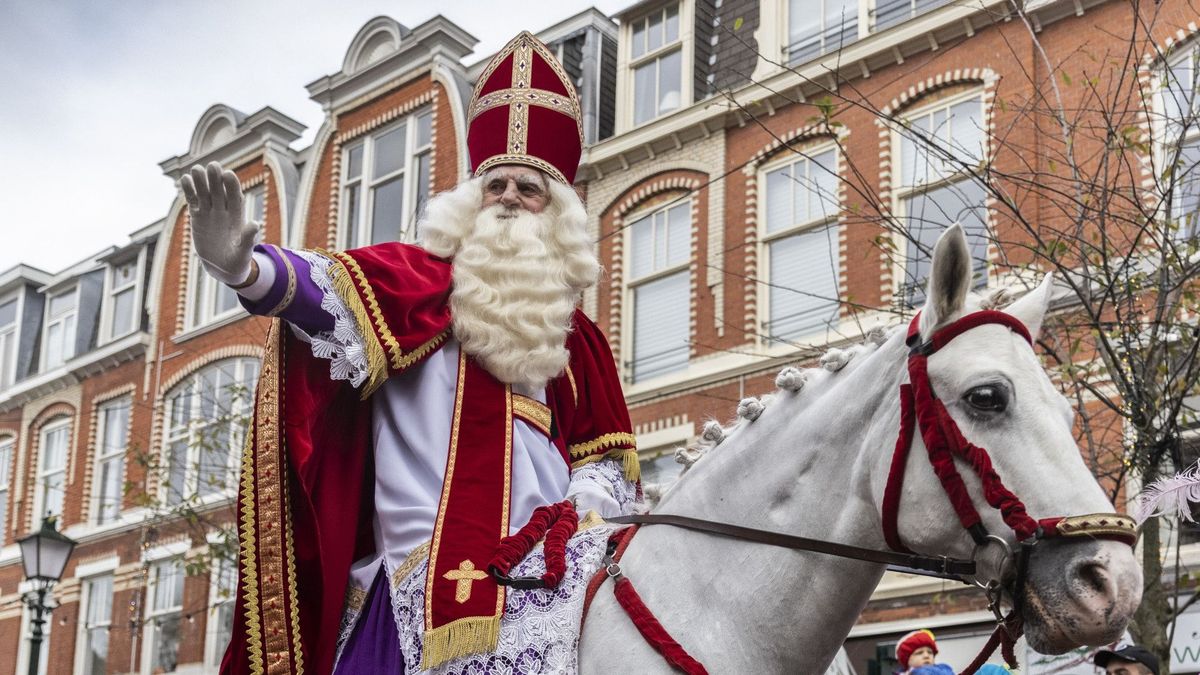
[642,288,1014,504]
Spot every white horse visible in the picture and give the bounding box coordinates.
[579,225,1142,673]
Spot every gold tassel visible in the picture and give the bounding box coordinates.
[622,448,641,482]
[420,616,503,669]
[326,257,389,398]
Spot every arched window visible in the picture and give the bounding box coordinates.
[34,417,72,521]
[163,358,259,505]
[625,196,692,382]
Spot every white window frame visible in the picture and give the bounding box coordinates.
[100,258,141,343]
[0,436,12,544]
[141,557,185,675]
[620,1,693,131]
[33,417,71,523]
[1157,45,1200,243]
[0,292,19,389]
[93,396,130,526]
[41,285,78,371]
[890,90,990,305]
[186,251,242,331]
[205,555,238,667]
[757,144,842,344]
[76,573,114,675]
[622,198,693,384]
[340,108,434,249]
[162,358,259,507]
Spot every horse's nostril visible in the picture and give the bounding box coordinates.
[1075,561,1111,597]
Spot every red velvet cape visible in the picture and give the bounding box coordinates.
[221,242,636,675]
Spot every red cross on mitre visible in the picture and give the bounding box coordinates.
[467,31,584,185]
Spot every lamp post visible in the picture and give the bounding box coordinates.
[17,516,77,675]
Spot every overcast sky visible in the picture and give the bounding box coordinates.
[0,1,628,275]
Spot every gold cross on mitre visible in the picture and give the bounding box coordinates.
[443,559,489,604]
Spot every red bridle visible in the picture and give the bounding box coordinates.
[881,309,1136,555]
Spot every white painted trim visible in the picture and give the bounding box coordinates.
[143,540,190,562]
[73,555,120,579]
[636,421,695,452]
[848,609,995,637]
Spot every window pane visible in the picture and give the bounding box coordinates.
[373,125,407,177]
[214,281,239,316]
[949,99,984,165]
[167,439,188,506]
[414,152,431,234]
[765,165,792,235]
[97,457,123,524]
[48,292,75,317]
[665,5,680,43]
[812,150,839,220]
[344,183,361,248]
[0,299,16,327]
[103,400,131,454]
[633,61,657,125]
[45,323,62,368]
[152,614,182,673]
[902,178,989,304]
[416,111,433,148]
[768,225,840,340]
[632,271,690,382]
[632,21,646,59]
[42,426,68,471]
[84,627,108,675]
[630,215,654,280]
[110,287,135,337]
[666,204,690,267]
[657,50,682,116]
[900,114,932,188]
[370,176,406,245]
[793,161,811,224]
[346,145,364,180]
[42,472,64,519]
[647,10,664,52]
[87,575,114,623]
[198,423,231,497]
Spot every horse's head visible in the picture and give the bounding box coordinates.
[888,225,1141,654]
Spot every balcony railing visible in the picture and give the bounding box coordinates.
[872,0,955,31]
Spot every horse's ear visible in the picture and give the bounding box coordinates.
[1004,272,1054,340]
[919,224,973,336]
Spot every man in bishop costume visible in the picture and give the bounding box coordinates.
[183,32,640,675]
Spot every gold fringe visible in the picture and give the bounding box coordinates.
[571,447,641,482]
[324,253,389,398]
[567,432,638,459]
[420,615,503,670]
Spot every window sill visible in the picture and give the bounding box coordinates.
[173,310,250,344]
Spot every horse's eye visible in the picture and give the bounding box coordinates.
[964,385,1008,412]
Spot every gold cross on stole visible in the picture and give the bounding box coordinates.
[443,559,489,604]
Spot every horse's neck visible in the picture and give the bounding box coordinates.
[620,337,908,671]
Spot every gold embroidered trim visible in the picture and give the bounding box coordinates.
[1055,513,1138,540]
[565,365,578,406]
[344,585,369,614]
[570,447,641,482]
[474,154,568,186]
[265,245,297,318]
[512,395,551,436]
[392,541,432,588]
[425,351,468,635]
[507,41,532,156]
[320,250,389,397]
[469,87,581,123]
[237,380,265,674]
[283,390,305,675]
[568,432,638,459]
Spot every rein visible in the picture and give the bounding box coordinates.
[587,310,1138,675]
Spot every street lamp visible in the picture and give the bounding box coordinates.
[16,516,77,675]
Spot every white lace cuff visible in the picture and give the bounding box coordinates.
[292,249,372,388]
[567,459,639,516]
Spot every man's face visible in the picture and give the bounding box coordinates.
[907,646,936,669]
[1106,660,1151,675]
[481,165,549,216]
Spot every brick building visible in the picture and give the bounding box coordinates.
[0,1,1195,673]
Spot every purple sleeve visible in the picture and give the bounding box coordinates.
[238,244,335,333]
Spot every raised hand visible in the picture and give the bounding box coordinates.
[180,161,260,286]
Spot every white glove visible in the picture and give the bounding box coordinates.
[180,161,260,286]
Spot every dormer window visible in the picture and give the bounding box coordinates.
[106,261,139,341]
[0,296,16,388]
[788,0,859,64]
[341,108,433,249]
[43,287,78,370]
[630,4,684,126]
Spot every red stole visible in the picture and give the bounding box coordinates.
[423,351,513,667]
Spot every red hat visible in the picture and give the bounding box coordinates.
[896,629,938,669]
[467,31,583,185]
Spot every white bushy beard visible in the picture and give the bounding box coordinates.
[419,177,600,391]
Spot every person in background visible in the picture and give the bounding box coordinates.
[896,629,953,675]
[1094,645,1160,675]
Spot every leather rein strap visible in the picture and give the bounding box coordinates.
[606,513,977,578]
